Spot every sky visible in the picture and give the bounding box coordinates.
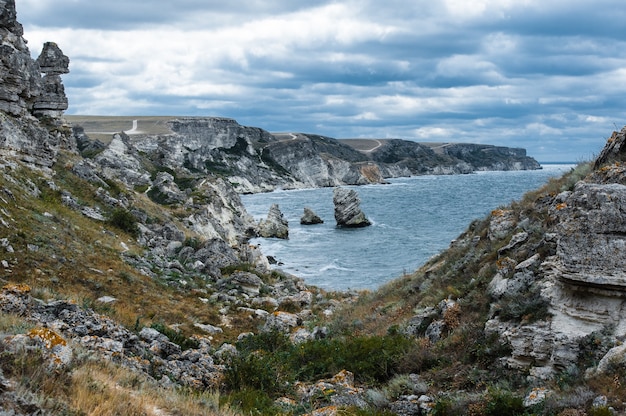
[16,0,626,162]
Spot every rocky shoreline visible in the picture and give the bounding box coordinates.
[2,0,626,414]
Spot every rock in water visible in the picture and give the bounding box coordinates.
[333,187,371,228]
[259,203,289,239]
[301,207,323,225]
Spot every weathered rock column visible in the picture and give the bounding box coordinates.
[33,41,70,118]
[259,203,289,239]
[333,187,371,228]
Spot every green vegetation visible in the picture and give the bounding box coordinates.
[107,207,139,237]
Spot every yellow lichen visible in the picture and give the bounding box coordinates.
[556,202,567,210]
[2,283,31,294]
[28,327,67,349]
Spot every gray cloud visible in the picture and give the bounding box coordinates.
[17,0,626,162]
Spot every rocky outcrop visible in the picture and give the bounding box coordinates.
[301,207,324,225]
[258,203,289,239]
[0,0,72,169]
[33,42,70,118]
[594,126,626,169]
[0,0,41,117]
[333,187,371,228]
[0,1,69,119]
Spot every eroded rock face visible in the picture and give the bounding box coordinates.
[0,0,42,116]
[333,187,371,228]
[555,182,626,289]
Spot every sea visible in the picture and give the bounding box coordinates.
[241,164,575,291]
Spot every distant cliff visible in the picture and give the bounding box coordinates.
[70,116,541,194]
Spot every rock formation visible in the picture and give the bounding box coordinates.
[301,206,323,225]
[0,0,41,117]
[333,187,371,228]
[0,1,69,119]
[594,127,626,169]
[33,42,70,118]
[258,203,289,238]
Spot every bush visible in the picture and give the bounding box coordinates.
[484,388,525,415]
[291,334,414,384]
[223,388,283,416]
[107,208,139,237]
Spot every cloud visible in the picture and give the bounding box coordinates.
[16,0,626,162]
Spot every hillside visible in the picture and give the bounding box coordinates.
[2,1,626,415]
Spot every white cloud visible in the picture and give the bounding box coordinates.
[14,0,626,161]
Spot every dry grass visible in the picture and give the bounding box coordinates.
[70,359,237,416]
[0,155,223,341]
[0,312,238,415]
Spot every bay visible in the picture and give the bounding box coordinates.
[241,164,575,291]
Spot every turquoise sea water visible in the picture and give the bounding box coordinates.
[241,164,574,291]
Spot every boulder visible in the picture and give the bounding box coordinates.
[258,203,289,238]
[333,187,371,228]
[301,206,323,225]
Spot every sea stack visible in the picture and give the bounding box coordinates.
[300,207,323,225]
[258,203,289,239]
[333,187,371,228]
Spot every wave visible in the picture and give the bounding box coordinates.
[320,261,355,273]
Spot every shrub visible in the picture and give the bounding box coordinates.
[107,208,139,237]
[223,388,283,416]
[223,351,286,394]
[484,387,525,415]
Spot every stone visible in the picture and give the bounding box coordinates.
[301,206,323,225]
[263,311,301,333]
[194,323,223,334]
[523,387,551,407]
[333,187,371,228]
[218,271,263,296]
[258,203,289,239]
[498,231,529,255]
[488,209,516,241]
[139,327,169,343]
